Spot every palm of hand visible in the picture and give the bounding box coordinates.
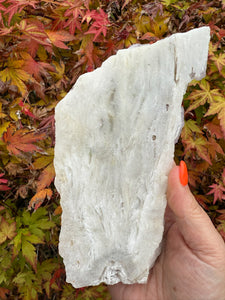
[109,199,225,300]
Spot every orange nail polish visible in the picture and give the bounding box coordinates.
[179,160,188,186]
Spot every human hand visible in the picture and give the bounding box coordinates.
[108,163,225,300]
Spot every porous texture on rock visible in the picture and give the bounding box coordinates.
[54,27,210,288]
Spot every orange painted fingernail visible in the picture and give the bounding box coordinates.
[179,160,188,186]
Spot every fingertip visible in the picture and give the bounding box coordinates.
[179,160,188,186]
[167,164,195,219]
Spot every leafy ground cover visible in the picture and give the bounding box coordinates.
[0,0,224,299]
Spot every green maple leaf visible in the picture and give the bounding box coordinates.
[186,79,222,112]
[21,236,37,272]
[13,270,40,299]
[181,119,202,140]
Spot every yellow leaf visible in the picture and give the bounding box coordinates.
[211,53,225,73]
[0,59,32,96]
[205,97,225,137]
[186,79,222,112]
[0,218,16,244]
[135,13,151,35]
[0,122,10,138]
[32,148,54,170]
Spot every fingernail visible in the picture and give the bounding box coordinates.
[179,160,188,186]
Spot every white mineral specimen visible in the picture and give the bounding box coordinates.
[54,27,210,288]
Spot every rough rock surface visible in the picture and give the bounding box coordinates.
[54,27,210,288]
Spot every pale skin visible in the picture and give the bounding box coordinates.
[108,165,225,300]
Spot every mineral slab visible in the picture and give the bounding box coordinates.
[54,27,210,288]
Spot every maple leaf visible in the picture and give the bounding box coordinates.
[0,0,6,12]
[28,188,53,211]
[21,236,37,272]
[205,97,225,137]
[5,0,38,25]
[211,53,225,73]
[74,34,94,71]
[32,149,55,193]
[36,259,60,297]
[181,119,202,140]
[207,137,224,159]
[5,0,39,24]
[63,0,84,34]
[0,173,10,191]
[0,218,16,244]
[0,59,32,96]
[20,52,55,82]
[17,19,51,57]
[204,117,224,139]
[37,163,55,192]
[3,126,45,156]
[0,0,6,26]
[186,79,222,112]
[46,30,75,49]
[183,136,211,164]
[207,183,225,204]
[84,9,110,41]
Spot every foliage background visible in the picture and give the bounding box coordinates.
[0,0,225,299]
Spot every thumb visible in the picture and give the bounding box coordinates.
[167,163,224,257]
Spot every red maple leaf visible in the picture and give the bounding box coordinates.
[63,0,84,34]
[207,183,225,204]
[2,126,45,156]
[0,0,6,25]
[84,9,109,41]
[5,0,38,25]
[17,19,51,57]
[20,52,55,82]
